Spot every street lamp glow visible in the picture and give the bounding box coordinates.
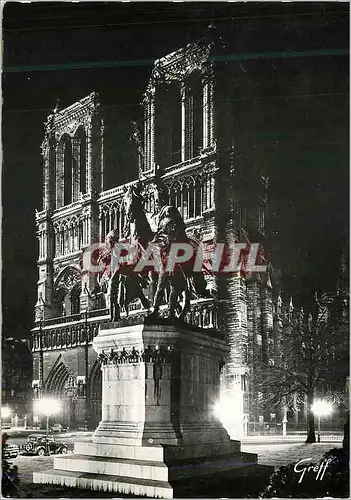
[1,406,12,419]
[34,397,61,416]
[214,393,238,422]
[312,399,333,441]
[214,399,227,422]
[311,400,333,417]
[34,398,62,455]
[213,389,244,439]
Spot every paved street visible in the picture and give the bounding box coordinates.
[7,431,91,450]
[7,432,91,486]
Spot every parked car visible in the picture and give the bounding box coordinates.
[50,423,66,433]
[23,434,68,456]
[3,443,20,459]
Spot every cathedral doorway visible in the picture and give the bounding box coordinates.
[45,362,80,429]
[88,361,102,429]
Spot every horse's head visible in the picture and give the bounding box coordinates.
[121,182,154,246]
[122,183,145,223]
[105,229,119,249]
[153,183,168,213]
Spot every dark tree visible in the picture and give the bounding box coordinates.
[250,294,349,442]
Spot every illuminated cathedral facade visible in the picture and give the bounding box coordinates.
[32,39,318,432]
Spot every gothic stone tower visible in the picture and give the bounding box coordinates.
[33,93,105,429]
[139,38,277,437]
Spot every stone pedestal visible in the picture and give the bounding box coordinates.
[34,319,257,498]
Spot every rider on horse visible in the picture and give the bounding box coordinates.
[149,182,210,318]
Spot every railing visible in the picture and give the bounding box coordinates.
[32,298,220,352]
[98,180,138,203]
[32,318,110,352]
[89,308,109,318]
[162,156,202,178]
[35,209,47,220]
[162,144,216,178]
[40,313,82,327]
[52,250,82,262]
[36,308,109,329]
[52,200,82,218]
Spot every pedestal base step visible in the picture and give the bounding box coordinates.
[74,439,242,463]
[54,454,168,481]
[33,469,173,499]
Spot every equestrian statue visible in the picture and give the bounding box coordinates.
[95,179,210,322]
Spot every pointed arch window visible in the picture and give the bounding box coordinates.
[53,289,66,318]
[155,83,181,168]
[169,182,181,212]
[71,284,81,315]
[110,208,115,231]
[188,179,195,218]
[79,130,87,194]
[49,138,57,208]
[72,126,87,201]
[191,75,203,155]
[183,183,190,220]
[194,177,202,216]
[63,137,73,206]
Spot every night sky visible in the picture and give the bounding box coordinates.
[2,2,349,339]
